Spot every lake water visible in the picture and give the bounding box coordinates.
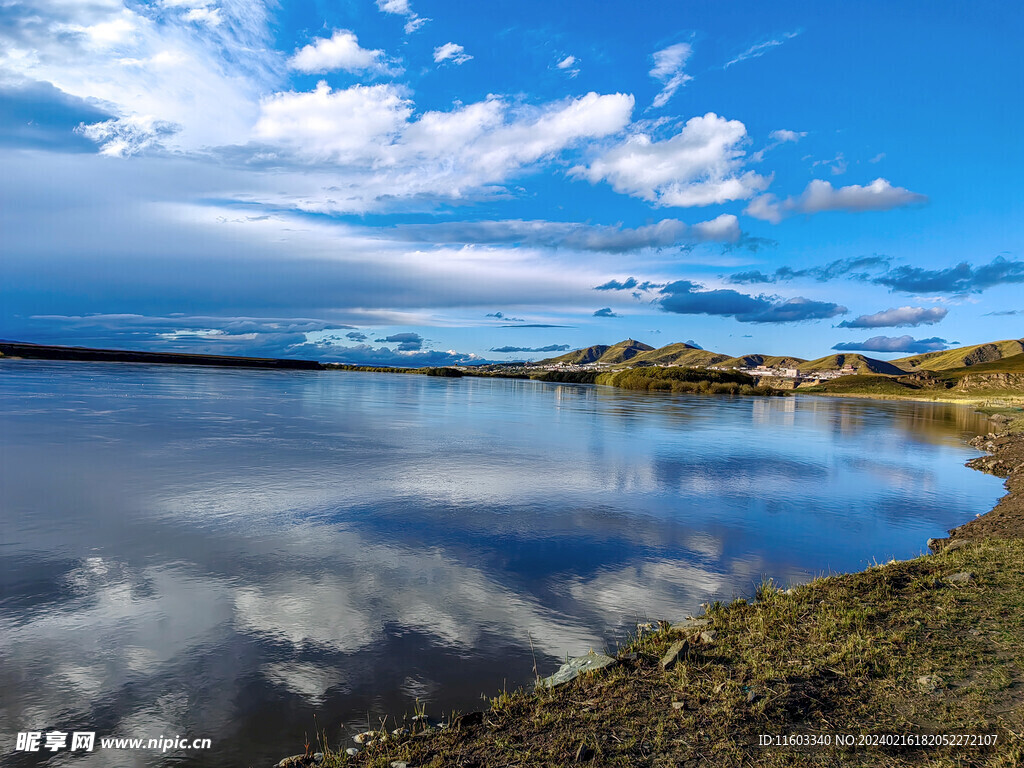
[0,361,1004,767]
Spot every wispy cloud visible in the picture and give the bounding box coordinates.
[490,344,570,353]
[433,42,472,65]
[375,0,430,33]
[555,54,580,77]
[649,43,693,108]
[726,256,893,285]
[386,214,742,252]
[724,31,800,68]
[871,256,1024,295]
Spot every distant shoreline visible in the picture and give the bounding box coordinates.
[0,341,323,371]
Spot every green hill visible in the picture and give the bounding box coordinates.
[797,353,905,375]
[804,354,1024,397]
[718,354,807,369]
[597,339,656,364]
[628,343,731,368]
[543,344,612,365]
[891,339,1024,372]
[541,339,654,366]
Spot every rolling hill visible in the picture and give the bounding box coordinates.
[628,343,731,368]
[543,339,653,366]
[796,353,905,376]
[891,339,1024,371]
[719,354,807,369]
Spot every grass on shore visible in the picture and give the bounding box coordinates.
[308,538,1024,768]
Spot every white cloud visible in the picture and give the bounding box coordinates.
[289,29,401,76]
[574,112,769,207]
[649,42,693,108]
[0,0,281,151]
[375,0,430,32]
[253,81,411,163]
[182,7,223,26]
[724,31,800,68]
[837,306,948,328]
[555,54,579,77]
[745,178,928,223]
[76,115,180,157]
[249,88,633,205]
[768,129,805,144]
[433,42,472,65]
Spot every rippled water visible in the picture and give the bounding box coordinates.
[0,361,1003,767]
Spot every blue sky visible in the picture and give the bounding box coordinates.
[1,0,1022,365]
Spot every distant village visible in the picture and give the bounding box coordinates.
[459,357,861,387]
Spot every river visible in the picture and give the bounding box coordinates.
[0,361,1004,767]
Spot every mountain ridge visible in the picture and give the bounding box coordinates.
[537,338,1024,374]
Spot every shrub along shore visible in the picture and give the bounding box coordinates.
[276,411,1024,768]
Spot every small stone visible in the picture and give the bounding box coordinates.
[636,621,658,635]
[946,571,973,585]
[659,640,689,671]
[927,537,949,553]
[313,753,324,763]
[746,689,757,703]
[346,748,359,756]
[391,727,410,737]
[390,762,408,768]
[537,651,617,689]
[945,539,972,553]
[671,700,685,710]
[699,630,717,644]
[917,674,942,691]
[354,730,379,745]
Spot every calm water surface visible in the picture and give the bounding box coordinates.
[0,361,1004,767]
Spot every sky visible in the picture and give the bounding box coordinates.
[1,0,1022,365]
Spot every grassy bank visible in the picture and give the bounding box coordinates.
[277,418,1024,768]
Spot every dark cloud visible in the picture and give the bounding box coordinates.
[345,331,368,341]
[658,280,847,324]
[870,257,1024,294]
[0,81,113,151]
[831,335,952,353]
[486,312,524,321]
[500,324,572,328]
[726,256,892,285]
[595,278,638,291]
[684,339,703,349]
[594,277,665,292]
[489,344,571,353]
[836,306,947,328]
[373,332,423,351]
[593,307,620,318]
